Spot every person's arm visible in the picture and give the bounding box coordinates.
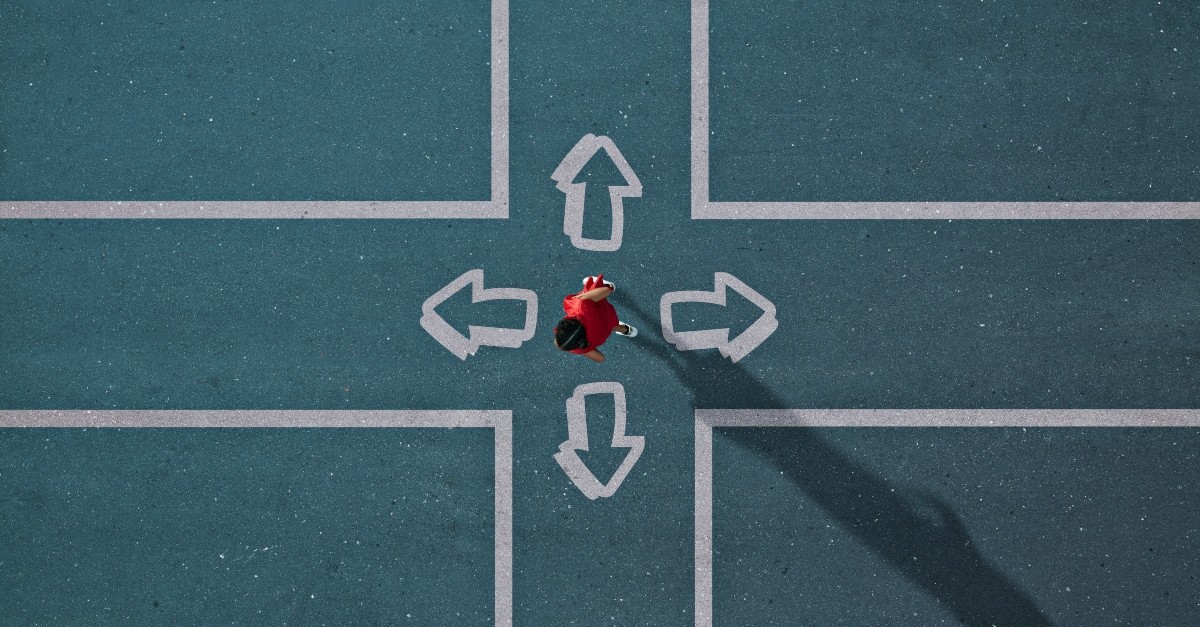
[578,287,613,302]
[582,349,605,363]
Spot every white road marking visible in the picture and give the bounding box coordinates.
[692,408,1200,626]
[420,269,538,360]
[693,201,1200,220]
[0,409,514,627]
[660,272,778,363]
[554,382,645,500]
[1,0,510,220]
[552,134,642,252]
[690,0,1200,220]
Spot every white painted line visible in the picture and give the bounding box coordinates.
[689,0,1200,220]
[490,0,510,218]
[0,409,509,427]
[0,409,514,627]
[694,201,1200,220]
[1,201,505,219]
[493,407,514,627]
[420,269,539,360]
[692,408,1200,627]
[552,134,643,252]
[660,272,778,363]
[690,0,711,221]
[693,412,715,627]
[697,408,1200,428]
[1,0,509,220]
[554,382,645,500]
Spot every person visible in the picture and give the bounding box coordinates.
[554,274,637,362]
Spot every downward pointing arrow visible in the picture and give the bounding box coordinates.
[552,133,642,252]
[660,272,779,363]
[554,382,645,500]
[420,269,538,360]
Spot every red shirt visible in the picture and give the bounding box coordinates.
[561,295,619,354]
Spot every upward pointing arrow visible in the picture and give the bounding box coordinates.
[420,269,538,360]
[554,382,645,500]
[660,272,779,363]
[552,133,642,252]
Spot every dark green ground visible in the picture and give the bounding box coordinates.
[2,0,1198,624]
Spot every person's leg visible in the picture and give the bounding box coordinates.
[584,275,615,292]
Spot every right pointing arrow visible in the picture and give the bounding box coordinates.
[554,382,645,500]
[660,272,779,363]
[420,269,538,360]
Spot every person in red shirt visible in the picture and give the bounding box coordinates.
[554,274,637,362]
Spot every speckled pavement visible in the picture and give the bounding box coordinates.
[2,1,1199,625]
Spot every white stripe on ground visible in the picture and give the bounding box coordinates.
[694,201,1200,220]
[689,0,1199,220]
[1,0,509,220]
[490,0,510,218]
[0,409,509,427]
[0,409,513,627]
[492,408,514,627]
[697,408,1200,427]
[1,201,506,219]
[690,0,710,222]
[692,408,1200,627]
[693,413,715,627]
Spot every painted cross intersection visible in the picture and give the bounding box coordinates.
[2,0,1199,625]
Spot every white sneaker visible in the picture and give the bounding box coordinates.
[615,322,637,337]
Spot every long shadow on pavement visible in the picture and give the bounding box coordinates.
[615,294,1052,627]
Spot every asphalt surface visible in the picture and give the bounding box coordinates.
[2,1,1199,625]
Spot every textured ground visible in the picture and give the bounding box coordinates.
[2,1,1198,624]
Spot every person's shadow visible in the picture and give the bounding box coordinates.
[615,294,1052,626]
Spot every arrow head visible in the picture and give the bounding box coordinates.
[713,273,779,362]
[551,133,642,191]
[555,442,645,500]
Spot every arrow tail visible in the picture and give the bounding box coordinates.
[560,182,587,240]
[667,328,731,352]
[661,287,728,351]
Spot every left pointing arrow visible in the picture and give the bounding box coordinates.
[420,269,538,360]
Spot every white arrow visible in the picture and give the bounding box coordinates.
[420,269,538,360]
[660,272,779,363]
[554,382,645,500]
[551,133,642,252]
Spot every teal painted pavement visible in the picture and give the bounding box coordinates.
[2,1,1199,624]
